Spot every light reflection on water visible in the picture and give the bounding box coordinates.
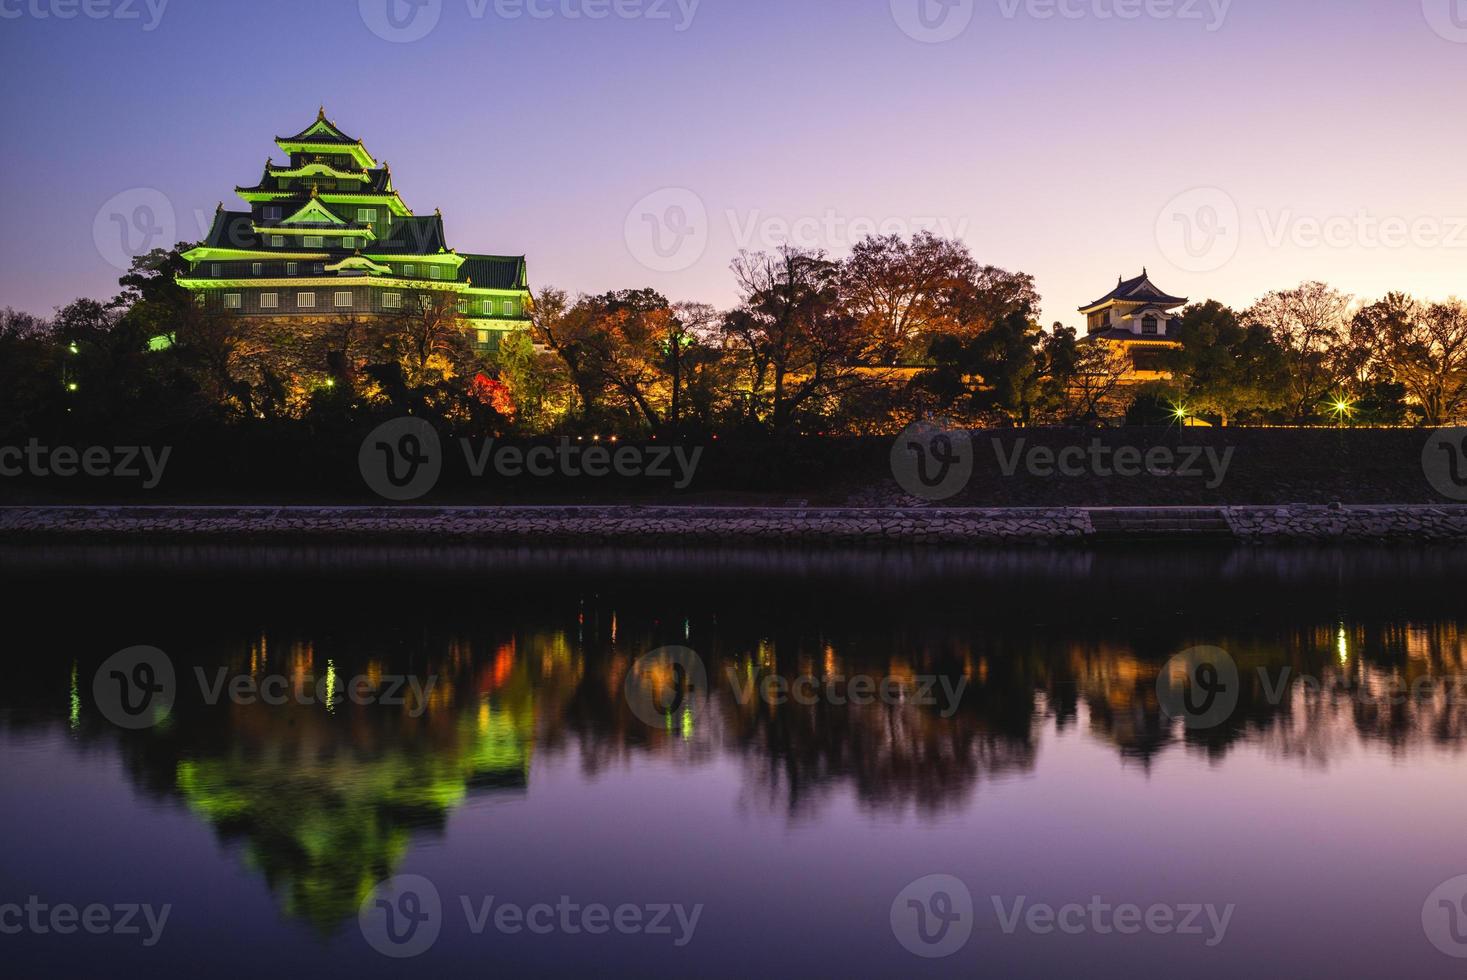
[2,544,1466,978]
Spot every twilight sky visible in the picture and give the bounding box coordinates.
[1,0,1464,325]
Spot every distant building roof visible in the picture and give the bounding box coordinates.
[1080,270,1187,312]
[458,255,528,290]
[276,109,360,147]
[367,215,448,255]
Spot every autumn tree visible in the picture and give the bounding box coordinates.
[1244,282,1352,422]
[722,246,868,435]
[1353,294,1467,425]
[839,232,976,364]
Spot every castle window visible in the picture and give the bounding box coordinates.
[260,293,278,309]
[265,206,282,221]
[359,208,377,223]
[335,291,353,308]
[403,264,416,277]
[1142,315,1159,335]
[430,266,443,279]
[483,299,495,315]
[383,292,402,309]
[210,264,221,277]
[504,299,517,316]
[476,329,490,346]
[286,262,298,276]
[304,236,324,248]
[297,292,316,309]
[252,263,263,276]
[457,300,469,314]
[271,236,285,247]
[341,237,356,250]
[223,293,241,310]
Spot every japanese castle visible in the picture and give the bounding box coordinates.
[1078,270,1186,377]
[178,109,532,353]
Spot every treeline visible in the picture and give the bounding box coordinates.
[3,234,1465,445]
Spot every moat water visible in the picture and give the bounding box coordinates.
[2,544,1466,978]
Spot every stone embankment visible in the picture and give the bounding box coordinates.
[2,504,1464,544]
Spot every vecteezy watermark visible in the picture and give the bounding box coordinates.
[625,647,708,728]
[0,897,171,947]
[359,417,444,501]
[995,439,1235,489]
[359,874,703,959]
[359,0,699,43]
[1257,210,1467,251]
[0,0,169,30]
[622,187,971,274]
[890,427,1235,503]
[91,646,437,729]
[463,438,703,489]
[890,0,975,43]
[990,895,1234,946]
[624,188,710,273]
[725,209,970,253]
[1158,190,1467,273]
[891,875,975,958]
[727,668,970,718]
[1423,874,1467,958]
[891,875,1235,958]
[92,188,176,272]
[623,647,971,729]
[1156,646,1240,730]
[891,421,974,502]
[1156,187,1241,273]
[93,646,176,730]
[1423,427,1467,501]
[891,0,1232,42]
[994,0,1232,30]
[0,440,172,489]
[359,419,705,501]
[1422,0,1467,44]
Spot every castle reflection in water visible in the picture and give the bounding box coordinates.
[6,543,1466,932]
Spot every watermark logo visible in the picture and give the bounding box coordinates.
[891,874,974,958]
[890,0,975,43]
[360,418,443,501]
[463,438,702,489]
[93,188,175,273]
[1423,427,1467,501]
[727,209,970,253]
[93,646,175,730]
[1156,187,1240,273]
[625,188,708,273]
[1424,874,1467,958]
[360,875,443,959]
[1156,646,1239,730]
[359,0,443,42]
[994,0,1231,30]
[1422,0,1467,43]
[891,421,973,502]
[0,0,169,30]
[994,439,1234,489]
[0,898,171,946]
[0,441,171,489]
[625,646,708,728]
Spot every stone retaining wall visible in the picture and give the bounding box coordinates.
[1223,505,1467,542]
[3,505,1466,544]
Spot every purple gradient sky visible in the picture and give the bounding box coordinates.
[1,0,1464,324]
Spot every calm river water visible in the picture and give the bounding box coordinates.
[2,544,1466,978]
